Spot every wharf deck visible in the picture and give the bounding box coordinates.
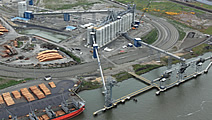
[94,61,212,116]
[128,72,152,85]
[93,85,154,115]
[205,62,212,72]
[128,72,160,89]
[113,85,153,104]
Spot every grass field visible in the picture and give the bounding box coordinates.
[112,64,162,82]
[191,43,212,56]
[44,0,101,10]
[0,77,33,90]
[200,26,212,35]
[141,28,158,44]
[117,0,205,14]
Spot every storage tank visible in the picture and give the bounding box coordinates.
[87,26,93,45]
[107,24,111,42]
[102,26,106,44]
[111,22,115,40]
[105,25,108,43]
[96,28,101,46]
[18,1,27,18]
[98,27,103,47]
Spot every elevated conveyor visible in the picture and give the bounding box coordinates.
[33,10,112,15]
[122,33,186,62]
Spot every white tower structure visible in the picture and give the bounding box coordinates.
[18,1,27,17]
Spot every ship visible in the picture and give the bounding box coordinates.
[28,99,85,120]
[0,82,85,120]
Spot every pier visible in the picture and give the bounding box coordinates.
[93,74,159,116]
[128,72,160,89]
[204,62,212,73]
[93,61,212,116]
[93,85,154,116]
[128,72,152,85]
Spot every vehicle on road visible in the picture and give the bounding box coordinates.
[44,75,52,81]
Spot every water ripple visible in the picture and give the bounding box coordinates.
[177,100,212,118]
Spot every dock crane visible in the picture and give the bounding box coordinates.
[177,63,190,82]
[152,70,172,89]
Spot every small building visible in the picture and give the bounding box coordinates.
[11,17,29,22]
[65,26,77,31]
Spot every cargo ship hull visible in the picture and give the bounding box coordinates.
[52,105,85,120]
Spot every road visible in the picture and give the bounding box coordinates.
[0,1,179,78]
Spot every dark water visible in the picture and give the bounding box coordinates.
[73,52,212,120]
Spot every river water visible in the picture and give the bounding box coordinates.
[196,0,212,5]
[73,52,212,120]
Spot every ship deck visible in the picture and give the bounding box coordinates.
[0,80,81,119]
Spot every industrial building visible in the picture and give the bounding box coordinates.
[18,1,27,18]
[86,5,135,48]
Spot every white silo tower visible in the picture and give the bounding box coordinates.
[18,1,27,17]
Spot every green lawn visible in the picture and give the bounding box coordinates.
[141,29,158,44]
[192,43,212,56]
[80,81,101,90]
[133,64,162,75]
[200,26,212,35]
[0,77,33,90]
[112,71,132,82]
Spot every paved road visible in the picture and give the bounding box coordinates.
[0,1,179,78]
[0,17,19,43]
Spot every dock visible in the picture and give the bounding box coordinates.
[94,73,160,116]
[128,72,160,89]
[113,85,153,104]
[93,61,212,116]
[93,85,154,116]
[128,72,152,85]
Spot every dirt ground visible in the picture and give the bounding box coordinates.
[173,12,212,29]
